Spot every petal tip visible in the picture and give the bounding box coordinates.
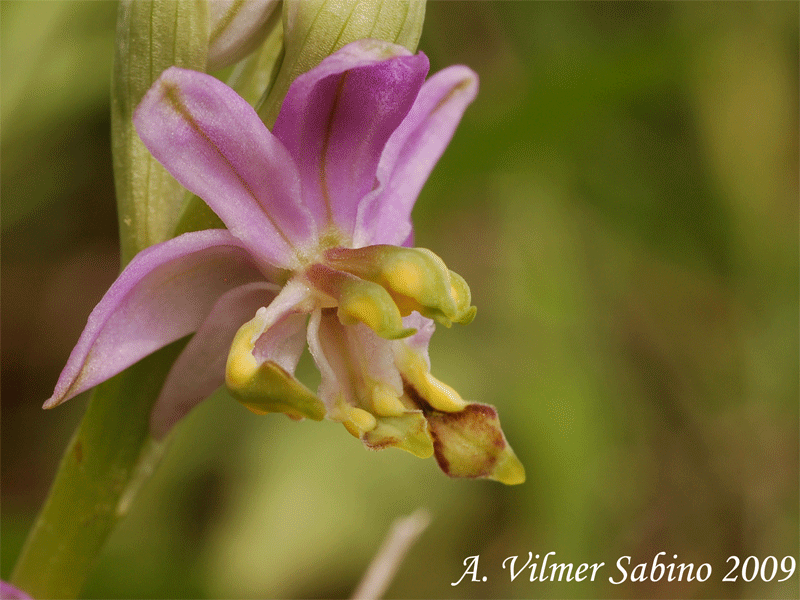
[361,412,434,458]
[42,396,61,410]
[489,449,526,485]
[42,379,81,410]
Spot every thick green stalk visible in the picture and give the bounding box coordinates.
[10,340,187,599]
[9,2,295,595]
[10,4,208,595]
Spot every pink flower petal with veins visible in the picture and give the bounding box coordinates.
[150,281,280,437]
[273,40,429,239]
[357,65,479,246]
[134,67,315,268]
[44,230,262,409]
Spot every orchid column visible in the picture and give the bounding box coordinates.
[10,2,429,598]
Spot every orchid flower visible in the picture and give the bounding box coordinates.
[44,39,524,484]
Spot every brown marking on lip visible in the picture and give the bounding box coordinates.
[403,380,507,478]
[363,435,400,451]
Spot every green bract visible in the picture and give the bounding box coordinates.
[111,0,209,266]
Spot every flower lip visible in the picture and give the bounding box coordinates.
[404,385,526,485]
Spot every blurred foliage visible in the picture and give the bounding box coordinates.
[2,2,797,599]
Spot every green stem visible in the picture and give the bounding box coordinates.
[11,3,213,595]
[10,340,187,599]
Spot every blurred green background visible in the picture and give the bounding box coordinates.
[2,2,798,598]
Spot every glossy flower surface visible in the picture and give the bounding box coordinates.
[45,40,523,484]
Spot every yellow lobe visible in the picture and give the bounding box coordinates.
[323,245,476,328]
[225,313,325,421]
[385,261,425,300]
[490,450,526,485]
[342,295,383,329]
[343,406,378,438]
[337,281,416,340]
[348,406,378,432]
[382,248,459,323]
[447,270,477,324]
[343,420,361,439]
[396,344,467,413]
[421,373,468,413]
[225,319,261,390]
[372,385,407,417]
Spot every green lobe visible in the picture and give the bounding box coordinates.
[229,360,326,421]
[362,412,434,458]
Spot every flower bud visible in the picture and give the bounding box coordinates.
[257,0,426,126]
[207,0,281,71]
[224,11,284,106]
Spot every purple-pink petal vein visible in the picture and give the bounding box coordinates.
[43,230,263,409]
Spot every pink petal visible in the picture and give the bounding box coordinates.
[223,280,319,420]
[307,309,355,410]
[43,230,263,409]
[134,67,315,268]
[252,311,308,372]
[356,65,478,246]
[273,40,429,240]
[397,311,436,368]
[0,581,33,600]
[149,281,280,438]
[307,310,402,412]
